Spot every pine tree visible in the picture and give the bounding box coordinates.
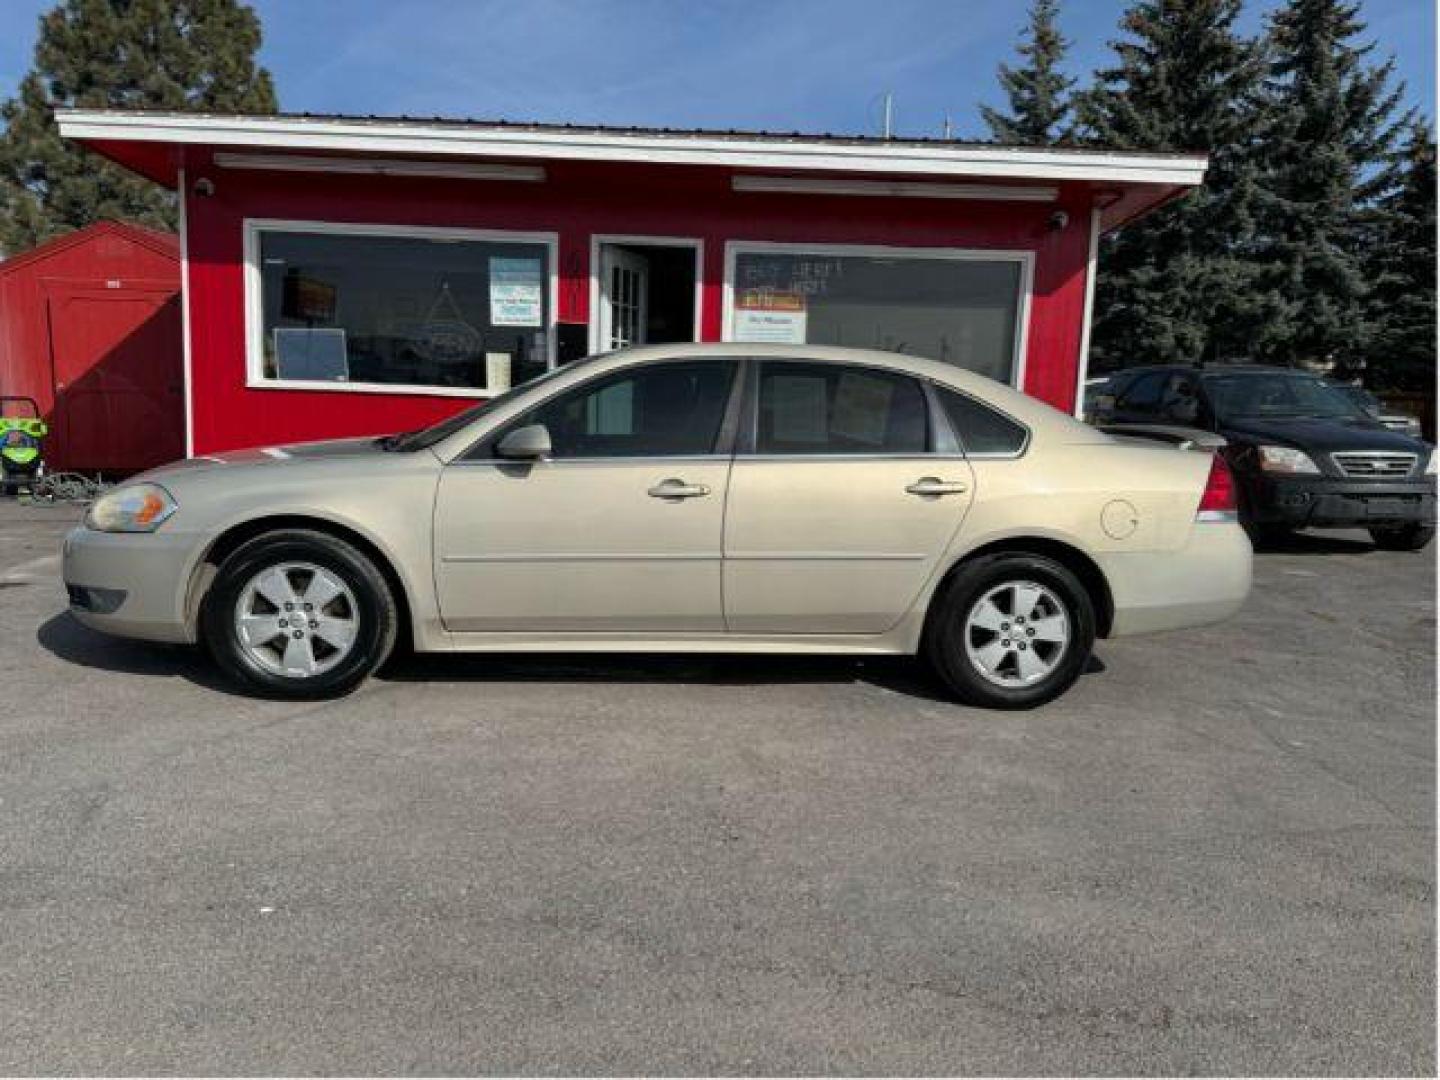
[1078,0,1270,369]
[1253,0,1414,370]
[0,0,277,253]
[981,0,1075,145]
[1362,121,1436,390]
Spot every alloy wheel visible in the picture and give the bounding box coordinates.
[962,579,1071,687]
[233,561,360,678]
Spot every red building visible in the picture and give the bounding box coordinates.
[57,109,1206,457]
[0,220,183,472]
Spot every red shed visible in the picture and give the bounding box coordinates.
[0,220,184,473]
[56,109,1207,458]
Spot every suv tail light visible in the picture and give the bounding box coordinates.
[1196,452,1238,522]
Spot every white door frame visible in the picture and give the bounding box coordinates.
[588,234,704,354]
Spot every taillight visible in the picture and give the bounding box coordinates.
[1196,452,1238,521]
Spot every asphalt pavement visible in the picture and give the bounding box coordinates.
[0,502,1432,1075]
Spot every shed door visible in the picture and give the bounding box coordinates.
[46,286,183,473]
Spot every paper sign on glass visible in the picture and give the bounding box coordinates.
[490,257,544,327]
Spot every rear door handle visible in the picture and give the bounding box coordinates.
[648,478,711,500]
[905,477,968,497]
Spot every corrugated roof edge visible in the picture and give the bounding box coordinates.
[54,106,1209,159]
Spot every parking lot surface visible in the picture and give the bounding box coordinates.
[0,503,1432,1075]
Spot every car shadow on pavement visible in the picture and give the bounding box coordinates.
[36,612,245,696]
[376,650,963,702]
[39,610,1107,705]
[1250,529,1379,556]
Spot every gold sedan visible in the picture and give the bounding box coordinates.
[63,344,1251,708]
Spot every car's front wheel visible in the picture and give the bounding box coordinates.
[201,529,398,699]
[1369,524,1435,552]
[923,552,1096,709]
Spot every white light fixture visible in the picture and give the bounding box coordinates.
[213,152,545,182]
[732,175,1058,201]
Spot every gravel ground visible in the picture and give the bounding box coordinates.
[0,502,1432,1075]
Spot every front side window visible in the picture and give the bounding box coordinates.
[497,359,737,459]
[730,248,1025,384]
[754,362,928,455]
[254,227,552,392]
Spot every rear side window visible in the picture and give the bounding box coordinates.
[936,387,1028,455]
[1117,371,1167,413]
[754,363,928,455]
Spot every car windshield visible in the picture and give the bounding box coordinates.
[1202,372,1367,423]
[1333,384,1381,415]
[379,358,594,452]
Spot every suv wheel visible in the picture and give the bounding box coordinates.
[1369,524,1435,552]
[201,529,398,699]
[924,553,1096,709]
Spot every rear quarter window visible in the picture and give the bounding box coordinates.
[936,387,1028,455]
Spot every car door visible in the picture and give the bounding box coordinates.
[722,360,974,634]
[433,356,741,632]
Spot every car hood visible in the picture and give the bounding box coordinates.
[1219,415,1430,454]
[142,437,399,480]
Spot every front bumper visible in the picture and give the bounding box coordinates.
[61,525,207,643]
[1242,474,1437,528]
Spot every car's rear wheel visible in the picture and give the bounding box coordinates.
[201,529,398,699]
[1369,524,1435,552]
[924,553,1096,709]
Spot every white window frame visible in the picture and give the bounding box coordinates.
[587,234,704,355]
[721,240,1035,391]
[243,218,560,398]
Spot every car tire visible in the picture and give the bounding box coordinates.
[1369,524,1435,552]
[201,529,398,699]
[923,552,1096,710]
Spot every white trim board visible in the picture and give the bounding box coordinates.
[1073,206,1103,417]
[241,218,560,399]
[56,110,1209,187]
[177,166,194,457]
[732,176,1058,201]
[721,240,1034,392]
[587,234,705,355]
[214,152,546,182]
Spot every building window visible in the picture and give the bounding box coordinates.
[726,244,1029,386]
[246,222,556,396]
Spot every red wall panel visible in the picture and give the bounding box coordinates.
[182,154,1092,455]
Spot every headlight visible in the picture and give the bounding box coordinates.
[85,483,178,533]
[1426,450,1437,475]
[1257,445,1320,474]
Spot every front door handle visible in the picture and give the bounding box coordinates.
[905,477,968,497]
[648,478,711,500]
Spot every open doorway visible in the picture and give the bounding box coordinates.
[590,237,701,353]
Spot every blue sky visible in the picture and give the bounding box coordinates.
[0,0,1432,138]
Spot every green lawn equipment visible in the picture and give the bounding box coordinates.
[1,396,47,497]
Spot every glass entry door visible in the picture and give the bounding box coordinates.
[599,246,650,350]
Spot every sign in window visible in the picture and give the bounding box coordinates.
[731,249,1025,385]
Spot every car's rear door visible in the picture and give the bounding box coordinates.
[433,356,742,632]
[722,360,973,634]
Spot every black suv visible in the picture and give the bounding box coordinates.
[1094,365,1436,550]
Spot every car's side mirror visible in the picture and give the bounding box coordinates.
[495,423,552,460]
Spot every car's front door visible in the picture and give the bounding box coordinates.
[722,360,974,634]
[434,357,741,632]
